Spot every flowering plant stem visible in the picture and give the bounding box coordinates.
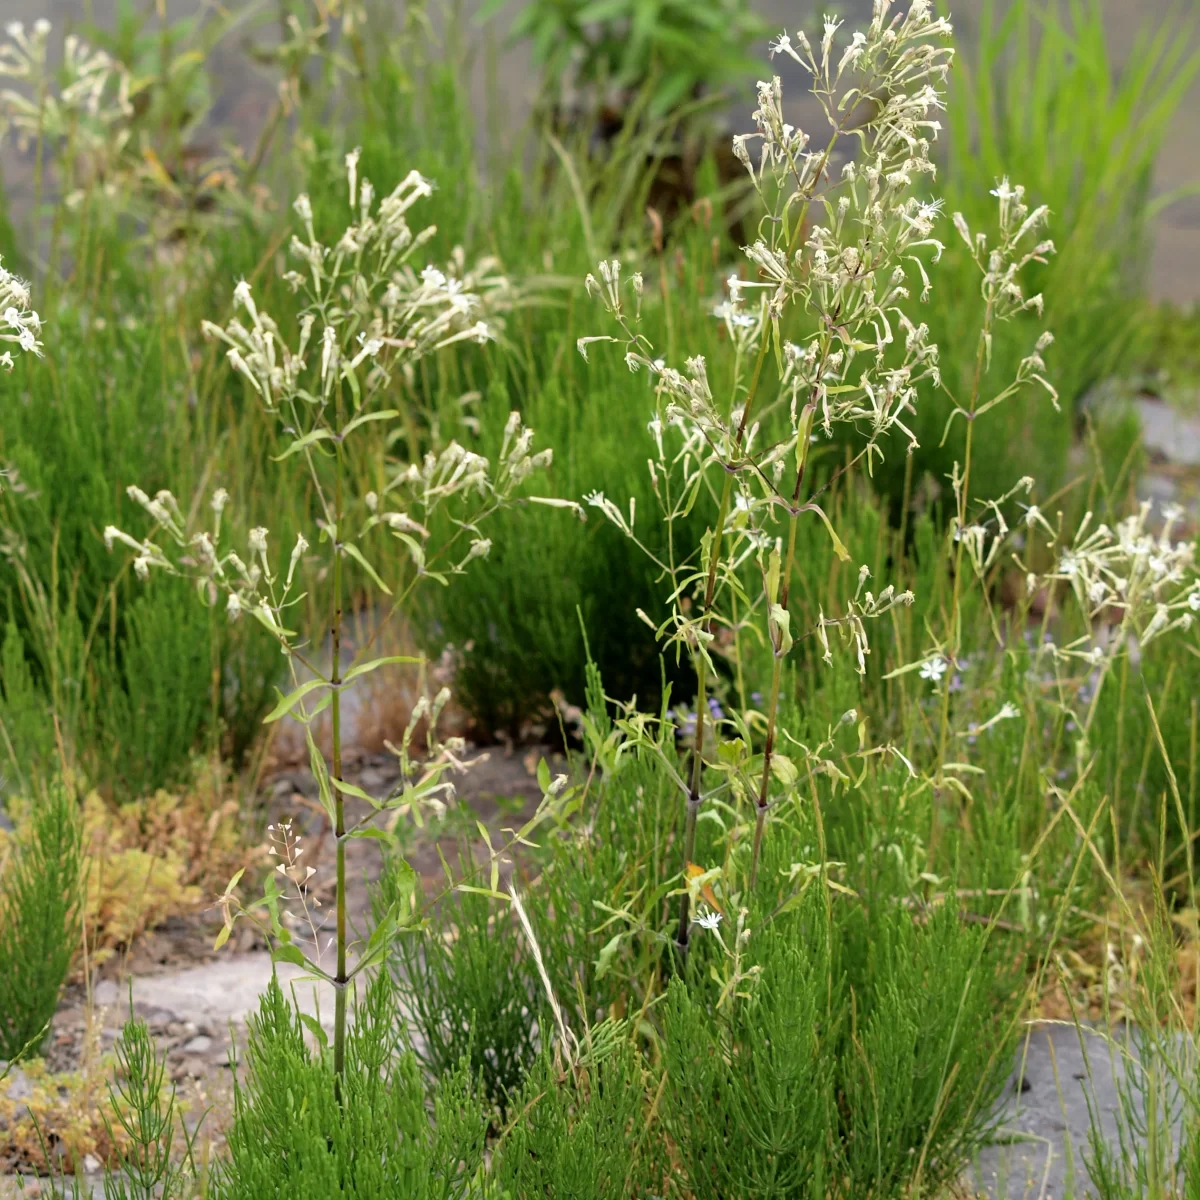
[331,429,348,1084]
[103,158,556,1111]
[676,332,770,956]
[936,319,988,778]
[741,147,839,893]
[680,125,847,941]
[749,385,821,890]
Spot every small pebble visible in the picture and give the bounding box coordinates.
[182,1035,213,1055]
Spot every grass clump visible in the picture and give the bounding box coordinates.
[3,1006,199,1195]
[381,858,538,1116]
[492,1025,660,1199]
[212,972,485,1200]
[0,782,83,1061]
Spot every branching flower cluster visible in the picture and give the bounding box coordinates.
[902,486,1200,775]
[0,20,132,157]
[579,0,958,938]
[0,255,42,369]
[940,178,1059,449]
[203,162,508,416]
[104,485,309,641]
[815,563,915,673]
[0,19,248,263]
[107,154,551,625]
[1031,502,1199,657]
[104,155,554,1079]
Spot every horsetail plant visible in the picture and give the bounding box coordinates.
[103,152,552,1088]
[580,0,957,945]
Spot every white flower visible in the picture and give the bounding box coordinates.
[919,655,948,682]
[211,488,229,514]
[248,527,269,554]
[1190,591,1200,612]
[232,279,256,319]
[696,911,723,932]
[461,537,492,566]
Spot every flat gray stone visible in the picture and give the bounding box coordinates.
[118,954,340,1031]
[1137,395,1200,467]
[91,980,119,1008]
[970,1022,1189,1198]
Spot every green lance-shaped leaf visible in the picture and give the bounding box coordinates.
[800,502,850,561]
[340,409,398,438]
[272,427,335,462]
[342,654,421,683]
[263,676,330,723]
[341,541,392,594]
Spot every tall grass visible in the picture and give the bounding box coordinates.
[0,781,83,1059]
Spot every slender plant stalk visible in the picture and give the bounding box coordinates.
[739,128,848,892]
[749,441,807,888]
[935,295,994,774]
[748,356,825,888]
[675,332,769,954]
[332,415,348,1084]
